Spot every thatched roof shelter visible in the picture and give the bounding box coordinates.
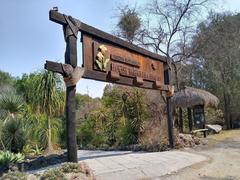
[171,86,219,109]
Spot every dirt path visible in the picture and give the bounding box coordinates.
[163,130,240,180]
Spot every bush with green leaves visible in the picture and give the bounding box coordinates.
[0,89,24,121]
[22,144,43,156]
[60,163,81,173]
[1,171,27,180]
[77,86,148,148]
[40,168,66,180]
[2,117,27,153]
[0,151,25,166]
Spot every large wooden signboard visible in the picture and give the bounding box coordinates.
[44,9,174,162]
[46,9,170,91]
[82,35,167,90]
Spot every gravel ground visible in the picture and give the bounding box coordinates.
[162,130,240,180]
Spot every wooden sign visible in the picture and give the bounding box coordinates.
[44,9,175,162]
[82,35,167,90]
[46,9,170,91]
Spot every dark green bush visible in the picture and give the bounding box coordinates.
[60,163,81,173]
[2,118,26,153]
[0,151,25,166]
[40,169,66,180]
[1,171,27,180]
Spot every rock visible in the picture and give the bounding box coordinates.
[206,124,222,133]
[177,133,203,148]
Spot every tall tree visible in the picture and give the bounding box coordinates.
[116,0,212,89]
[115,0,212,132]
[191,12,240,129]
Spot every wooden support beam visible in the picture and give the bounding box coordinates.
[45,61,64,75]
[49,10,167,63]
[65,33,78,162]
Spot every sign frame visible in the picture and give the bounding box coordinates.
[44,9,174,162]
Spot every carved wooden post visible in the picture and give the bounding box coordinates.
[64,30,78,162]
[164,66,174,148]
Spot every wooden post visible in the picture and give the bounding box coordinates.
[202,106,207,138]
[179,108,183,133]
[164,67,174,148]
[188,108,193,132]
[64,30,78,162]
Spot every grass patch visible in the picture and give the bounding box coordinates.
[207,130,240,141]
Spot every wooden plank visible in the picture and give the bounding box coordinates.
[192,129,208,133]
[82,70,170,91]
[49,10,167,63]
[44,60,64,74]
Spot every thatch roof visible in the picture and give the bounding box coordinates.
[171,86,219,109]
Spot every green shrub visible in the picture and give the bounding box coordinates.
[22,144,43,156]
[0,151,25,166]
[77,121,94,147]
[60,163,81,173]
[2,118,27,153]
[1,171,27,180]
[40,169,66,180]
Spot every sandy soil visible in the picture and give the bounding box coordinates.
[162,130,240,180]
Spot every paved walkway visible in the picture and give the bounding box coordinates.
[28,150,207,179]
[78,150,207,180]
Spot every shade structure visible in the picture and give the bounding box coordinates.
[171,86,219,109]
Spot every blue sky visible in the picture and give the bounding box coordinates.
[0,0,239,97]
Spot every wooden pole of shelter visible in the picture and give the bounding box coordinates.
[202,106,207,138]
[187,108,193,132]
[179,108,183,133]
[164,66,174,148]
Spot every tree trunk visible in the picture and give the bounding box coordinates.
[44,116,54,154]
[173,63,184,132]
[223,92,231,129]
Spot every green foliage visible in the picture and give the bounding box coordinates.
[2,118,27,153]
[32,71,65,116]
[0,70,15,87]
[0,89,24,121]
[22,144,43,156]
[77,112,107,148]
[60,163,82,173]
[205,108,224,125]
[77,85,148,148]
[1,171,27,180]
[117,5,141,42]
[0,151,25,166]
[40,169,66,180]
[31,115,62,149]
[192,12,240,128]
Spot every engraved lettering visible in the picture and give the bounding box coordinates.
[111,63,160,82]
[110,54,140,68]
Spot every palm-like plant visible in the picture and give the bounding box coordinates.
[0,89,25,151]
[32,71,65,153]
[0,90,24,121]
[2,117,26,153]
